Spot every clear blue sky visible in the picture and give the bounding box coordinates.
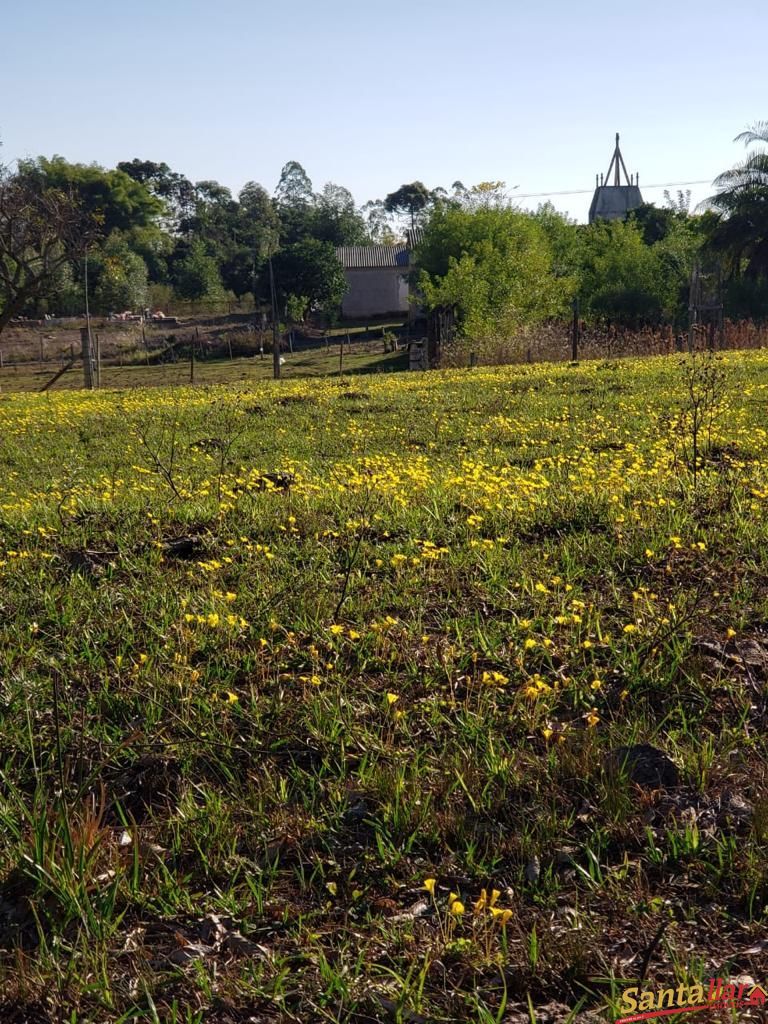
[1,0,765,222]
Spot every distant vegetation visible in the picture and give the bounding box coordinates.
[1,124,768,341]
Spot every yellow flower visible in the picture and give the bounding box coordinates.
[623,624,637,634]
[423,878,436,895]
[586,708,599,728]
[386,692,399,705]
[473,889,487,913]
[450,899,465,916]
[726,627,736,639]
[482,670,509,685]
[329,624,344,635]
[224,691,239,703]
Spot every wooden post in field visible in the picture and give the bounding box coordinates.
[269,255,281,380]
[190,336,195,384]
[95,333,101,388]
[142,323,149,365]
[571,298,580,362]
[80,327,94,390]
[227,336,233,361]
[39,336,44,366]
[339,338,344,376]
[0,347,4,369]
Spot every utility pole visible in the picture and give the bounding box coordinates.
[82,247,95,389]
[269,255,281,380]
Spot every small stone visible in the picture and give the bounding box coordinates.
[525,855,541,883]
[605,744,680,789]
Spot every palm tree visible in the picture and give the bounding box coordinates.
[708,122,768,279]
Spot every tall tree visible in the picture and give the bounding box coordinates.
[171,239,224,301]
[418,202,573,338]
[90,231,149,313]
[117,158,195,232]
[362,199,397,243]
[579,219,676,326]
[18,157,162,234]
[272,238,346,319]
[312,183,368,246]
[234,181,280,296]
[0,164,96,332]
[275,160,314,208]
[384,181,433,230]
[707,121,768,280]
[275,161,316,244]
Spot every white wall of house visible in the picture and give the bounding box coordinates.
[341,267,409,319]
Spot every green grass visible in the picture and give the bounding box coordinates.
[0,350,767,1022]
[0,343,408,393]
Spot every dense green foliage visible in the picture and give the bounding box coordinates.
[2,125,768,329]
[418,204,574,337]
[417,197,704,335]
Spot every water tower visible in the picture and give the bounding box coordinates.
[588,134,643,223]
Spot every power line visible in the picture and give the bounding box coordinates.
[513,179,713,200]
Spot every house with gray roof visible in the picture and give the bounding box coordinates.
[336,230,423,319]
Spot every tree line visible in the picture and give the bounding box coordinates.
[1,124,767,338]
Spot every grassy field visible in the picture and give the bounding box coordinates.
[0,345,408,394]
[1,351,767,1022]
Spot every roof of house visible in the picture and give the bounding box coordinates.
[336,244,410,269]
[406,227,425,248]
[588,184,643,223]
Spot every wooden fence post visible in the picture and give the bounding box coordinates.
[571,298,580,362]
[80,327,94,390]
